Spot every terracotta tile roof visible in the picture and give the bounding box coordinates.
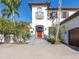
[60,11,79,25]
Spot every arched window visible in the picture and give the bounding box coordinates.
[37,7,42,12]
[35,7,44,19]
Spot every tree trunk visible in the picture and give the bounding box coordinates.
[10,10,15,43]
[12,10,15,27]
[55,0,62,43]
[56,18,60,42]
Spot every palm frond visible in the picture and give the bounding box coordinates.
[1,0,21,19]
[1,0,11,9]
[1,8,13,18]
[7,13,12,18]
[1,8,10,12]
[14,10,20,17]
[2,13,9,18]
[15,0,22,9]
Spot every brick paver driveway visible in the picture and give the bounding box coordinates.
[0,39,79,59]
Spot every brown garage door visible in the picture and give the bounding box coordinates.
[69,28,79,46]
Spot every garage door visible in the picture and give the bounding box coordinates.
[69,28,79,46]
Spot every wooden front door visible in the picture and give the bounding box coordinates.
[36,25,44,39]
[37,32,42,38]
[69,28,79,46]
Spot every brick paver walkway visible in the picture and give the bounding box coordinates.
[0,39,79,59]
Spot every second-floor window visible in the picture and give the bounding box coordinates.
[35,7,44,19]
[62,12,69,18]
[52,12,57,18]
[49,12,57,19]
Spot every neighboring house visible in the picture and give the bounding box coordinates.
[28,2,79,40]
[60,11,79,46]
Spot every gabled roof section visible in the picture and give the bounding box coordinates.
[60,11,79,25]
[28,2,50,9]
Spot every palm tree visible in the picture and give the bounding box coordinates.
[55,0,62,43]
[1,0,22,26]
[1,0,22,43]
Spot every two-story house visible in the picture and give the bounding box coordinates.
[29,2,79,42]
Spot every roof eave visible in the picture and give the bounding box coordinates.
[48,8,79,11]
[60,11,79,25]
[28,2,50,10]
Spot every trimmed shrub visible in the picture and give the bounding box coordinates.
[47,34,56,44]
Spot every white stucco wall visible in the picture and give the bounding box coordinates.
[31,6,52,37]
[53,11,76,25]
[69,11,77,16]
[60,16,79,44]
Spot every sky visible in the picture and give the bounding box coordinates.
[0,0,79,22]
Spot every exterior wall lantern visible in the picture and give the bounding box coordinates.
[45,28,47,31]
